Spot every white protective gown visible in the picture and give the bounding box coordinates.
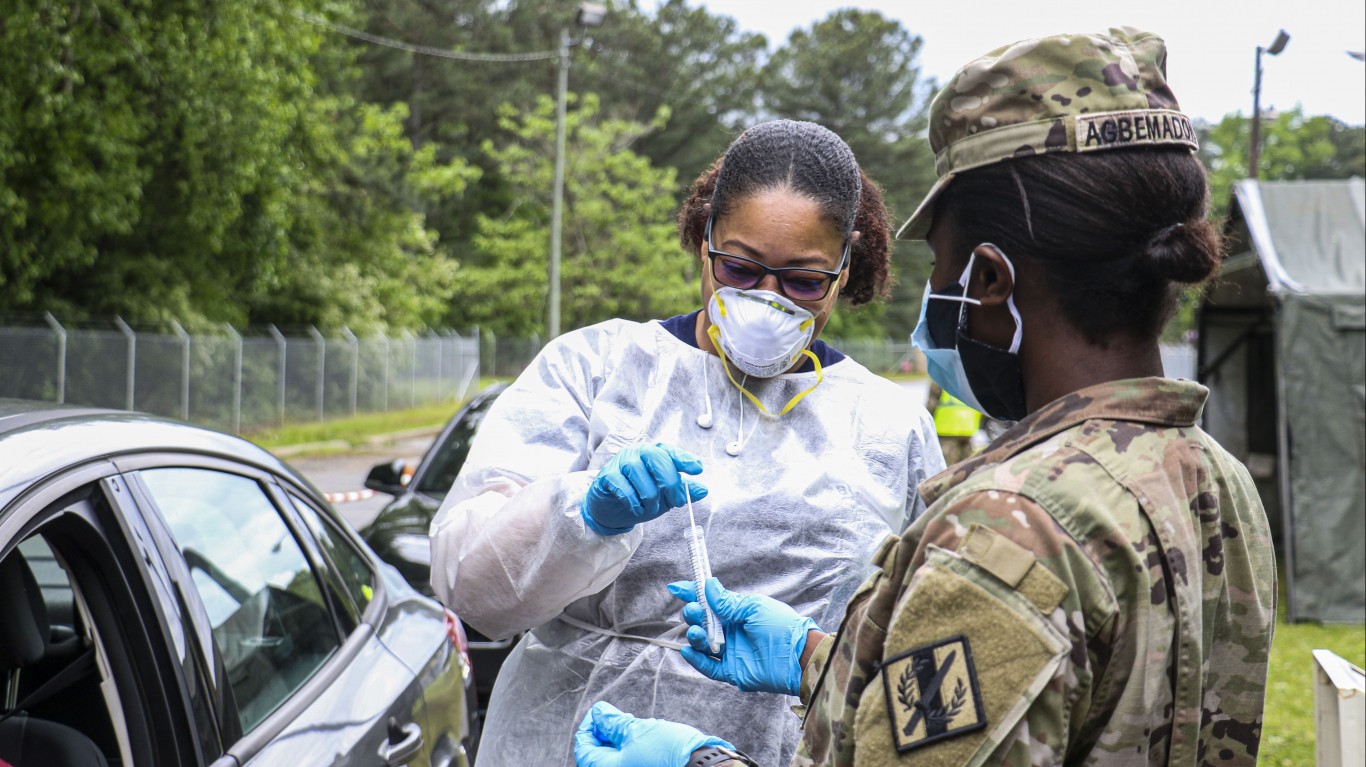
[429,317,944,767]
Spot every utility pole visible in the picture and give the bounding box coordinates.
[1250,30,1289,180]
[547,3,606,339]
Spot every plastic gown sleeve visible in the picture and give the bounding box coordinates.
[428,330,642,640]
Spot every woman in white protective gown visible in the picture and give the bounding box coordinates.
[428,119,945,767]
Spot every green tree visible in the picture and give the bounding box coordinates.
[576,0,767,189]
[350,0,566,247]
[350,0,768,248]
[1199,107,1360,218]
[0,0,474,331]
[1,1,157,310]
[758,9,939,339]
[450,93,695,336]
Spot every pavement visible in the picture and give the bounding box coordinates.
[288,378,932,531]
[287,430,436,530]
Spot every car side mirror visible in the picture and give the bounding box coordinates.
[365,460,408,496]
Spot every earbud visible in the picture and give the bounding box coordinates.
[696,413,713,429]
[725,441,741,456]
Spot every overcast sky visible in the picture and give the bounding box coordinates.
[678,0,1366,125]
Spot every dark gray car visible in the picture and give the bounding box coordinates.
[0,400,477,766]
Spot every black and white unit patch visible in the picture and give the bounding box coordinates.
[881,634,987,753]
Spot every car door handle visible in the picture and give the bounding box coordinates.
[379,720,424,766]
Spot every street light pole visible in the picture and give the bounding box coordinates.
[549,26,570,340]
[1249,30,1289,181]
[548,3,606,340]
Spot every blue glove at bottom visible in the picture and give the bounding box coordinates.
[668,578,818,697]
[574,701,732,767]
[581,442,707,536]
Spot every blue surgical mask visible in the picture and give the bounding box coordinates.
[910,248,1028,422]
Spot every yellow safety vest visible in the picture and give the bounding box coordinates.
[934,390,982,437]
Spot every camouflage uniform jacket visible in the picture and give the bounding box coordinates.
[794,377,1276,767]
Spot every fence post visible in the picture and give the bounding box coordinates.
[114,316,136,411]
[309,326,325,422]
[224,324,243,434]
[381,334,390,412]
[458,328,479,402]
[43,312,66,404]
[434,329,443,405]
[268,325,287,428]
[171,321,190,421]
[342,326,359,416]
[406,329,416,408]
[487,328,497,379]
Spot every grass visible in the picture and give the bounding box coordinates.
[1260,596,1365,766]
[246,377,509,450]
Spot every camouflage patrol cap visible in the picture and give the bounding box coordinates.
[898,27,1198,240]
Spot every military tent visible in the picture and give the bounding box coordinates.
[1199,178,1364,623]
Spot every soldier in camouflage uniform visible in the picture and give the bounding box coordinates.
[573,28,1276,767]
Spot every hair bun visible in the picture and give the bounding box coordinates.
[1143,218,1220,284]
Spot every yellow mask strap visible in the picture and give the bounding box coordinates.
[707,325,824,417]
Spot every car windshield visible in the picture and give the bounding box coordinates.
[413,404,490,499]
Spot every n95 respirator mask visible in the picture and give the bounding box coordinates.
[706,287,815,378]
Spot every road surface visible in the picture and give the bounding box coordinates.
[288,433,433,530]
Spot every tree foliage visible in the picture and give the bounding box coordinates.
[1199,107,1364,218]
[5,0,1360,343]
[449,93,694,336]
[575,0,768,189]
[0,0,474,331]
[760,9,939,339]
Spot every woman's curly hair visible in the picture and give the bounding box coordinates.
[676,120,892,305]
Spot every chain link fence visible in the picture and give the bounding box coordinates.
[476,331,925,377]
[0,315,479,434]
[1,315,1198,434]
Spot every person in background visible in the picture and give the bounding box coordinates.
[575,27,1276,767]
[430,119,944,766]
[923,381,981,465]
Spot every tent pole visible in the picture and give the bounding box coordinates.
[1273,302,1297,622]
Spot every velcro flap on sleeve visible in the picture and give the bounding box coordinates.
[957,524,1068,614]
[852,550,1069,766]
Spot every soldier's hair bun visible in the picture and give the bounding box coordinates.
[1141,218,1221,284]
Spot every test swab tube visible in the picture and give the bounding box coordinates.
[684,484,724,656]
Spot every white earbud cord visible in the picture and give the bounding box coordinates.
[728,373,751,456]
[697,356,715,429]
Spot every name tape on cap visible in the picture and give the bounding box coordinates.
[1075,110,1197,152]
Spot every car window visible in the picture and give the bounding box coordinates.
[140,468,340,733]
[287,492,376,621]
[414,399,493,499]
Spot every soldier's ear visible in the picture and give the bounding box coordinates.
[968,244,1014,307]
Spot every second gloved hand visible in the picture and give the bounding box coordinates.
[581,443,707,536]
[667,577,818,696]
[574,701,732,767]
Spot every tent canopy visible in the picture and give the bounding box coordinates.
[1201,179,1365,624]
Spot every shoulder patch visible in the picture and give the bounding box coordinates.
[881,635,987,753]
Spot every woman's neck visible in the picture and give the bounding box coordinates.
[1020,324,1164,415]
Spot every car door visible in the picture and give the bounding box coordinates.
[281,486,471,767]
[129,463,431,766]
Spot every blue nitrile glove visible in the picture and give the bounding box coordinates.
[574,701,733,767]
[667,577,818,696]
[580,443,707,536]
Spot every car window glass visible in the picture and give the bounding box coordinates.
[288,492,376,620]
[414,402,491,498]
[140,468,340,733]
